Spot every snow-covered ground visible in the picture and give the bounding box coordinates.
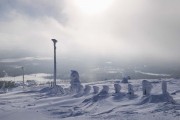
[0,78,180,120]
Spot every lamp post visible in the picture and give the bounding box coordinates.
[52,39,57,86]
[21,66,24,88]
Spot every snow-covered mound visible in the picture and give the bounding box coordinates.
[39,87,51,93]
[40,85,64,95]
[139,93,175,104]
[139,81,175,104]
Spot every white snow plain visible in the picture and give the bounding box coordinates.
[0,78,180,120]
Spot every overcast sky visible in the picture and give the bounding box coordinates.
[0,0,180,64]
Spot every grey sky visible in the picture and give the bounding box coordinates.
[0,0,180,64]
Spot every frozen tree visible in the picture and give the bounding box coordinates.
[128,84,134,96]
[78,85,84,93]
[70,70,81,93]
[162,81,167,94]
[122,76,131,83]
[93,86,99,94]
[91,85,109,102]
[142,80,153,96]
[84,85,91,95]
[74,85,84,97]
[114,84,121,93]
[100,85,109,94]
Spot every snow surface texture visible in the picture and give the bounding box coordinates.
[0,79,180,120]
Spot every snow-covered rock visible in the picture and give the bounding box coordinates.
[142,80,153,96]
[70,70,82,93]
[93,86,99,94]
[114,84,121,93]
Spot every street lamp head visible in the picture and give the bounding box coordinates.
[52,39,58,43]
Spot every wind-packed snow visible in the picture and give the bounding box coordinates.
[0,78,180,120]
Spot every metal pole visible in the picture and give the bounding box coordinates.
[22,67,24,88]
[52,39,57,86]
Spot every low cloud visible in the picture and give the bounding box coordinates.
[0,0,180,65]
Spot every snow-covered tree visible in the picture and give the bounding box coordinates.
[128,84,134,96]
[93,86,99,94]
[142,80,153,96]
[162,81,167,94]
[122,76,131,83]
[70,70,82,93]
[84,85,91,95]
[100,85,109,94]
[114,84,121,93]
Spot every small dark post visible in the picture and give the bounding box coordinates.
[21,66,24,88]
[52,39,58,86]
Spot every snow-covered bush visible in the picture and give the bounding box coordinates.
[100,85,109,94]
[89,85,110,102]
[70,70,82,93]
[142,80,153,96]
[84,85,91,95]
[93,86,99,94]
[128,84,134,96]
[114,84,121,93]
[122,76,131,83]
